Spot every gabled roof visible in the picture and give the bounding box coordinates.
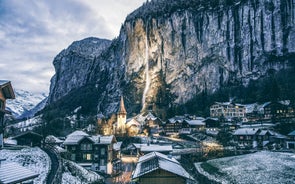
[184,119,205,126]
[0,162,39,184]
[63,130,91,145]
[233,128,260,135]
[132,152,192,180]
[288,130,295,136]
[63,130,115,145]
[0,80,15,99]
[12,131,43,140]
[140,144,173,153]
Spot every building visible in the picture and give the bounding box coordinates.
[12,131,43,147]
[0,80,15,148]
[259,101,294,120]
[286,130,295,149]
[233,128,261,148]
[116,96,127,135]
[180,118,205,134]
[164,116,185,135]
[210,102,246,119]
[63,130,117,174]
[132,152,194,184]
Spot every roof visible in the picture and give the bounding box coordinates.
[0,162,39,184]
[63,130,115,145]
[288,130,295,136]
[132,152,192,180]
[233,128,260,135]
[0,80,15,99]
[63,131,90,145]
[184,119,205,126]
[118,96,127,114]
[258,130,275,136]
[113,141,123,151]
[45,135,64,144]
[12,131,43,140]
[140,144,173,153]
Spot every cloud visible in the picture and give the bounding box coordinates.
[0,0,145,94]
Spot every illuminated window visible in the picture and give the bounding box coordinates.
[83,154,92,160]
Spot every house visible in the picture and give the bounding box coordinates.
[126,118,141,136]
[132,152,194,184]
[12,131,43,147]
[210,102,246,119]
[180,118,205,134]
[259,101,294,120]
[0,80,15,148]
[286,130,295,149]
[164,116,185,135]
[233,128,261,148]
[63,130,117,174]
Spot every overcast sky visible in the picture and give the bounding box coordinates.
[0,0,145,94]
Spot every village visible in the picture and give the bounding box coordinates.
[1,80,295,183]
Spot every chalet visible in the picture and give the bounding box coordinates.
[164,116,185,135]
[12,131,43,147]
[0,80,15,148]
[63,130,118,174]
[233,128,261,148]
[210,102,246,119]
[180,118,205,134]
[136,111,164,135]
[132,152,194,184]
[259,101,294,120]
[286,130,295,149]
[126,118,141,136]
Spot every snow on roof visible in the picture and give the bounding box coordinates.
[133,152,192,180]
[140,144,173,153]
[45,135,63,144]
[0,162,39,184]
[92,135,114,144]
[113,141,123,151]
[288,130,295,136]
[0,80,10,86]
[63,131,90,145]
[258,130,275,136]
[244,103,257,113]
[184,119,205,126]
[233,128,260,135]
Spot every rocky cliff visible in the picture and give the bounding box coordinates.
[48,0,295,117]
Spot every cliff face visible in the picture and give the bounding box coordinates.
[48,0,295,116]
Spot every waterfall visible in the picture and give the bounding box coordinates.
[141,29,150,112]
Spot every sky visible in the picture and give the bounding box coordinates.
[0,0,145,95]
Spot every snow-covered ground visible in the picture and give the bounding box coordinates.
[0,147,50,183]
[195,151,295,184]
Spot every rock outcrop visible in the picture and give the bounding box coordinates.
[48,0,295,116]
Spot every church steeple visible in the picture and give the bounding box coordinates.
[116,96,127,135]
[118,96,127,115]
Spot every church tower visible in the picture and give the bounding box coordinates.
[117,96,127,135]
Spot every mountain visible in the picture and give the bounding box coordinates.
[47,0,295,119]
[6,90,47,119]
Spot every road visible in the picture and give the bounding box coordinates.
[43,146,60,184]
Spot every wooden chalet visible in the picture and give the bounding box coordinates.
[63,130,118,174]
[12,131,43,147]
[132,152,194,184]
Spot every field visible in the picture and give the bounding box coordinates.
[195,151,295,184]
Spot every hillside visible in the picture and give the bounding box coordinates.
[195,151,295,183]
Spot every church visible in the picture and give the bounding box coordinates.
[114,96,127,136]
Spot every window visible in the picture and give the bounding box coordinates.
[81,143,92,150]
[71,154,76,161]
[72,146,76,151]
[100,159,105,166]
[83,154,92,161]
[101,148,105,155]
